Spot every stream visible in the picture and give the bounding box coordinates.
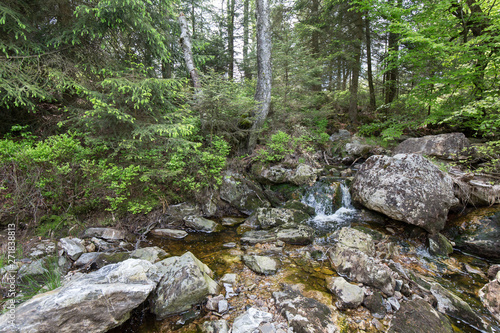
[111,178,500,333]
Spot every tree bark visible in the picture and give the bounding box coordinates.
[227,0,235,80]
[365,14,376,111]
[348,10,363,123]
[243,0,252,80]
[247,0,272,152]
[179,13,201,89]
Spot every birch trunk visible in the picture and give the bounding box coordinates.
[247,0,272,152]
[179,13,201,89]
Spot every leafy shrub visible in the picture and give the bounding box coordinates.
[255,131,294,163]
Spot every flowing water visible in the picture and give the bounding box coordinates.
[113,177,500,333]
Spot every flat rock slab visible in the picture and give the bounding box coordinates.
[393,132,472,160]
[0,259,159,333]
[83,228,128,241]
[151,228,188,239]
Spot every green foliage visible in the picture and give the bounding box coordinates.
[36,214,82,238]
[193,72,256,146]
[166,136,230,192]
[16,256,62,303]
[255,131,294,163]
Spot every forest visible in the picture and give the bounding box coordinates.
[1,0,499,232]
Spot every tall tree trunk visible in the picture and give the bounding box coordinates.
[227,0,235,80]
[348,10,363,123]
[384,0,401,105]
[179,13,201,89]
[247,0,272,152]
[310,0,322,92]
[243,0,252,80]
[365,14,376,111]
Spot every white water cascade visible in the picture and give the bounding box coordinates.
[302,180,356,232]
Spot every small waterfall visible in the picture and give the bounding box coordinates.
[302,179,356,232]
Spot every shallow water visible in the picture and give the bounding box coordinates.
[113,179,500,333]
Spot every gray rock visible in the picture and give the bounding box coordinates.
[351,154,459,234]
[334,227,375,255]
[90,237,115,252]
[329,245,395,296]
[288,164,320,185]
[151,252,219,319]
[259,322,276,333]
[221,217,245,226]
[387,296,400,311]
[200,320,230,333]
[344,139,373,158]
[74,252,100,268]
[451,208,500,259]
[388,298,454,333]
[431,283,485,329]
[487,264,500,280]
[150,228,188,239]
[255,208,310,229]
[220,273,237,285]
[273,286,337,333]
[163,202,200,224]
[130,246,168,263]
[184,215,222,233]
[58,237,86,261]
[0,259,159,333]
[253,164,292,184]
[232,307,273,333]
[393,133,472,160]
[17,259,49,281]
[326,276,364,309]
[281,200,316,216]
[83,227,128,241]
[241,230,277,244]
[363,291,387,318]
[243,255,279,275]
[91,252,131,269]
[479,279,500,323]
[276,225,314,245]
[329,129,351,142]
[428,233,453,257]
[29,240,56,259]
[220,171,271,214]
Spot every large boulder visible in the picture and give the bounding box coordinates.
[329,245,395,296]
[151,252,219,319]
[219,171,271,215]
[0,259,159,333]
[351,154,459,234]
[393,133,472,160]
[388,298,454,333]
